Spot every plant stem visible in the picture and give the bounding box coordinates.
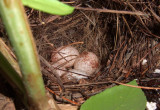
[0,0,58,109]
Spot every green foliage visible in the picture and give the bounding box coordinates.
[22,0,74,15]
[0,0,66,109]
[0,52,25,94]
[80,80,147,110]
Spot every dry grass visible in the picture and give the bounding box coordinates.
[26,0,160,107]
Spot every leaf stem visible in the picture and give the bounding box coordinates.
[0,0,58,109]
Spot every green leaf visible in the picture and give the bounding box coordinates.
[22,0,74,15]
[80,80,147,110]
[0,52,25,94]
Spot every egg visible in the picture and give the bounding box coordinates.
[51,46,79,68]
[74,51,99,75]
[66,69,88,80]
[52,63,66,76]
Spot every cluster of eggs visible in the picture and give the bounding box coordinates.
[51,46,99,81]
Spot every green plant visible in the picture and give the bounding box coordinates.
[80,80,147,110]
[0,0,74,109]
[22,0,74,15]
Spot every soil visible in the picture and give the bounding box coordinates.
[0,0,160,110]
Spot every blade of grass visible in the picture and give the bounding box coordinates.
[0,38,21,76]
[0,52,25,94]
[0,0,58,109]
[22,0,74,15]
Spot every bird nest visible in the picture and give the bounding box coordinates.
[28,0,160,108]
[1,0,159,109]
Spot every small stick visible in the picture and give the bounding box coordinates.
[46,87,79,105]
[75,6,148,16]
[110,81,160,90]
[109,41,125,72]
